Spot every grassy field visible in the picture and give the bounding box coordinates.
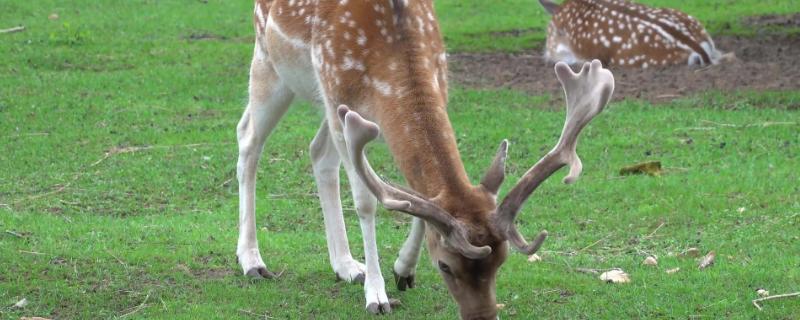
[1,0,799,319]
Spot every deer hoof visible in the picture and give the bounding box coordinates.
[335,271,366,284]
[366,302,392,314]
[245,267,276,279]
[393,271,415,291]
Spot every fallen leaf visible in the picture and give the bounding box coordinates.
[48,13,59,20]
[666,267,680,274]
[698,251,716,269]
[599,269,630,283]
[527,254,542,262]
[642,256,658,266]
[13,298,28,308]
[496,303,506,310]
[680,247,701,258]
[619,161,662,176]
[757,289,770,298]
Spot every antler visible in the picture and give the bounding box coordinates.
[337,105,492,259]
[494,60,614,254]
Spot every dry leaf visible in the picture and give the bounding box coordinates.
[698,251,716,269]
[496,303,506,310]
[757,289,770,298]
[680,247,701,258]
[619,161,662,176]
[527,254,542,262]
[642,256,658,266]
[599,269,630,283]
[665,267,680,274]
[13,298,28,308]
[48,13,59,20]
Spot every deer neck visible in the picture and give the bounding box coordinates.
[377,100,472,199]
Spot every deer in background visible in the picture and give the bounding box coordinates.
[236,0,614,318]
[540,0,726,68]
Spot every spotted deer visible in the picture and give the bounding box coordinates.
[236,0,614,318]
[540,0,725,68]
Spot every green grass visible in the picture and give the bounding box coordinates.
[1,1,799,319]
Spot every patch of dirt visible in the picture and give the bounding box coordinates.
[448,35,800,104]
[743,13,800,29]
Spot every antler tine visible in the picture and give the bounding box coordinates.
[337,105,492,259]
[495,60,614,254]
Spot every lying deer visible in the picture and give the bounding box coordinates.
[540,0,725,68]
[236,0,614,318]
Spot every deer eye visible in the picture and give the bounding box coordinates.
[438,261,452,275]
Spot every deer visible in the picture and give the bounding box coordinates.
[236,0,614,318]
[539,0,726,68]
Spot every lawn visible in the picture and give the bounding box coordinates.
[1,0,798,319]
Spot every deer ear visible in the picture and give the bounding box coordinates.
[480,140,508,195]
[539,0,560,15]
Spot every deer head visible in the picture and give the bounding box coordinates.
[339,60,614,319]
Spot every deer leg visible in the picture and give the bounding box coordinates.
[309,121,366,284]
[392,217,425,291]
[331,129,392,314]
[236,47,294,278]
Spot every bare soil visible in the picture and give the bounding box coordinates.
[448,34,800,104]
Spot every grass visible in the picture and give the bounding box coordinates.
[1,0,799,319]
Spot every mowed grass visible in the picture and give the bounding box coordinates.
[1,0,799,319]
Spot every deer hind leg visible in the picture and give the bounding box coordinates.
[236,47,294,278]
[309,121,367,283]
[329,126,392,314]
[392,217,425,291]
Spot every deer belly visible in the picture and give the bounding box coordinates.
[265,18,320,102]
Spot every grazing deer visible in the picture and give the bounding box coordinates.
[540,0,724,68]
[236,0,614,318]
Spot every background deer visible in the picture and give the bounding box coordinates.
[540,0,725,68]
[237,0,614,318]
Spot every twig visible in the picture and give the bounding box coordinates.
[12,142,233,204]
[576,236,608,253]
[644,222,665,239]
[19,250,46,255]
[0,26,24,34]
[238,308,275,319]
[4,230,23,238]
[107,250,128,269]
[574,268,601,274]
[752,292,800,311]
[117,290,151,318]
[5,132,49,138]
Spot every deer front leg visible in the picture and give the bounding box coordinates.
[331,130,392,314]
[236,50,294,278]
[309,122,366,283]
[393,217,425,291]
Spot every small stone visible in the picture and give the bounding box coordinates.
[13,298,28,308]
[756,289,770,298]
[599,269,630,283]
[698,251,716,269]
[665,267,680,274]
[680,247,701,258]
[527,254,542,262]
[642,256,658,266]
